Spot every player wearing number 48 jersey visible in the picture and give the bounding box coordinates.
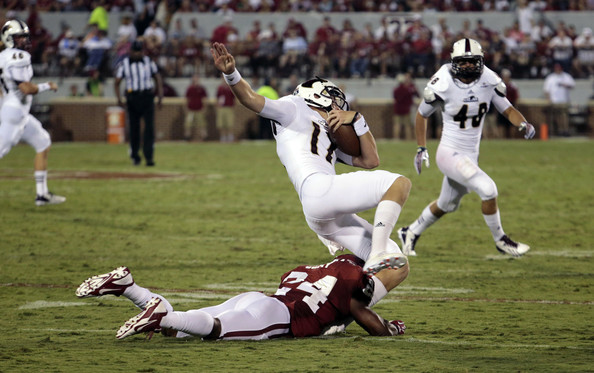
[76,255,407,340]
[398,38,535,258]
[210,42,412,277]
[0,19,65,206]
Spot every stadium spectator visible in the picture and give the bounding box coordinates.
[215,77,236,142]
[543,63,575,136]
[189,18,207,43]
[349,31,373,78]
[114,39,163,166]
[184,74,209,141]
[516,0,535,35]
[211,42,412,276]
[143,20,166,47]
[87,0,109,32]
[58,30,81,78]
[548,28,574,72]
[511,33,537,79]
[0,19,66,206]
[397,38,535,258]
[76,255,408,340]
[392,72,419,140]
[373,16,398,40]
[249,29,281,79]
[279,28,308,77]
[82,28,112,73]
[283,17,307,40]
[116,14,137,43]
[573,27,594,78]
[530,18,554,43]
[315,16,337,43]
[85,69,104,96]
[211,15,237,45]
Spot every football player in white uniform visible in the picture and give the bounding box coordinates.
[211,42,411,278]
[397,38,535,257]
[0,20,65,206]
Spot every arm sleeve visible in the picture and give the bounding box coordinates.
[259,96,297,123]
[491,94,513,114]
[418,99,438,117]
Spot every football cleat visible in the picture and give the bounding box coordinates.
[363,253,407,275]
[35,192,66,206]
[76,266,134,298]
[397,226,419,257]
[495,235,530,257]
[116,297,167,339]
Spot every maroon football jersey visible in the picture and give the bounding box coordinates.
[272,255,373,337]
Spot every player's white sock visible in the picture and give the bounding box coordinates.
[409,204,439,235]
[369,200,401,258]
[122,284,173,312]
[483,210,505,241]
[161,310,215,337]
[34,170,48,196]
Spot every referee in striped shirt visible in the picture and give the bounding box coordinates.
[115,39,163,166]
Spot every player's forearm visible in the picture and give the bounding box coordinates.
[415,111,428,147]
[502,106,527,128]
[229,78,265,114]
[353,306,395,336]
[352,131,379,169]
[19,82,53,95]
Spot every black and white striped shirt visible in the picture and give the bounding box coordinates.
[115,56,158,92]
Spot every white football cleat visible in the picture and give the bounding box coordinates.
[363,253,408,275]
[76,266,134,298]
[116,297,168,339]
[35,192,66,206]
[495,235,530,257]
[397,226,419,257]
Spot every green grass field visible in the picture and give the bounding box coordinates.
[0,139,592,372]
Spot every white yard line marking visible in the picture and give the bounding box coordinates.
[485,250,592,260]
[19,301,91,310]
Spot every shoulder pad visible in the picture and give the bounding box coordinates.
[481,66,502,87]
[425,65,450,93]
[423,87,438,103]
[495,80,507,97]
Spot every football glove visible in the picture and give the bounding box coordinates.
[519,121,535,140]
[389,320,406,335]
[414,146,430,175]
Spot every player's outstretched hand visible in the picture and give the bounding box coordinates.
[414,146,430,175]
[389,320,406,335]
[210,42,236,75]
[49,82,58,91]
[519,121,535,140]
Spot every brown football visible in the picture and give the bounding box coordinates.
[330,124,361,157]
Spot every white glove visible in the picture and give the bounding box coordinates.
[414,146,430,175]
[519,121,535,140]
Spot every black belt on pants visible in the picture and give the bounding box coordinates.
[126,89,154,96]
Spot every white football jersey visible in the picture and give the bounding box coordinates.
[0,48,34,113]
[424,64,510,153]
[259,95,339,195]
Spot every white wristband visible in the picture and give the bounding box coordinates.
[353,115,369,137]
[37,82,51,93]
[223,69,241,86]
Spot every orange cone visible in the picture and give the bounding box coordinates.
[540,123,548,141]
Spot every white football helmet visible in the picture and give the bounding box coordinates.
[1,19,31,50]
[293,77,349,111]
[450,38,484,81]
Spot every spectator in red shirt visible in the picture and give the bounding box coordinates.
[392,72,419,140]
[216,77,236,142]
[210,16,237,45]
[315,16,337,43]
[184,74,209,141]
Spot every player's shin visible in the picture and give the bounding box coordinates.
[369,200,401,258]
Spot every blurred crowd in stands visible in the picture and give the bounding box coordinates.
[2,0,593,86]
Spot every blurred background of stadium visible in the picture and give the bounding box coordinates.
[2,2,593,141]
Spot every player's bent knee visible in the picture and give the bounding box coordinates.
[477,181,498,200]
